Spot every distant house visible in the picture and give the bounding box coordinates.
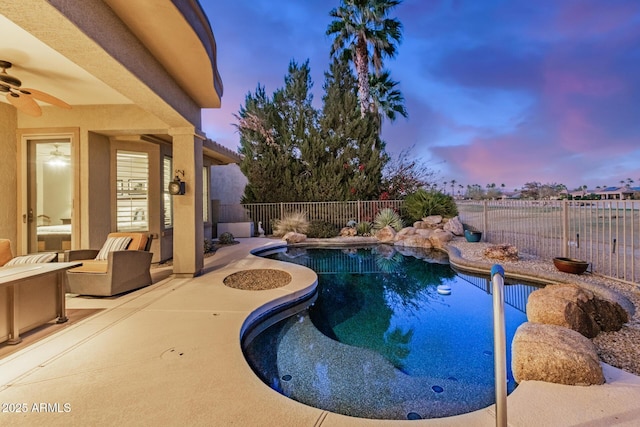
[1,1,241,276]
[594,186,639,200]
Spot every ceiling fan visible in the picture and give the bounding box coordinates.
[48,144,70,167]
[0,60,72,117]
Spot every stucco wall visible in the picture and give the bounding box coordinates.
[0,103,17,245]
[210,164,247,204]
[87,132,111,249]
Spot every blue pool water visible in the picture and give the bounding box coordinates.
[243,246,539,420]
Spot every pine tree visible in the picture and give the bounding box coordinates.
[236,58,388,203]
[318,58,386,200]
[236,61,317,202]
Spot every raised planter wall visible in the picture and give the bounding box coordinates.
[217,222,254,238]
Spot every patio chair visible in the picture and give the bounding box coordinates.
[0,238,58,268]
[64,232,153,296]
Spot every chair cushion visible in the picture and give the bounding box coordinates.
[68,260,108,274]
[0,239,12,267]
[107,232,148,251]
[5,252,57,266]
[95,236,132,260]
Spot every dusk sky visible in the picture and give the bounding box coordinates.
[201,0,640,192]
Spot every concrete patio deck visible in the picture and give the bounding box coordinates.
[1,238,639,426]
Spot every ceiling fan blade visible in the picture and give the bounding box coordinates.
[21,88,71,109]
[6,93,42,117]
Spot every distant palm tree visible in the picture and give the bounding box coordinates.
[327,0,403,117]
[450,179,456,197]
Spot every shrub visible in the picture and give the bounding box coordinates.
[402,189,458,224]
[272,212,309,237]
[307,220,340,238]
[218,232,235,245]
[355,221,372,236]
[204,238,216,253]
[373,208,404,231]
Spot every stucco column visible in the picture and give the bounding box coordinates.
[169,128,204,277]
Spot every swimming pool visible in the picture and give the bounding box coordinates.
[243,245,539,420]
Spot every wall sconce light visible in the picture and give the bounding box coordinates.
[168,169,186,195]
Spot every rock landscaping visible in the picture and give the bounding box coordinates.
[512,323,605,386]
[527,284,628,338]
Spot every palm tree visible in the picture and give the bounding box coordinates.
[369,70,407,128]
[450,179,456,197]
[327,0,403,117]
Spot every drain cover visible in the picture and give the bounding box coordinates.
[161,348,186,360]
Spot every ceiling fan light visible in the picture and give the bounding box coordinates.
[47,145,70,167]
[48,156,68,167]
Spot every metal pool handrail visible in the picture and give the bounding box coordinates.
[491,264,507,427]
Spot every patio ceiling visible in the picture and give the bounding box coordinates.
[0,14,131,108]
[1,0,221,117]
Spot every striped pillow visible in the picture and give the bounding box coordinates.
[5,252,57,266]
[95,236,132,261]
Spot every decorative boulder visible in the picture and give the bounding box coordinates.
[415,228,434,238]
[443,216,464,236]
[422,215,443,226]
[395,227,416,239]
[483,244,519,261]
[282,232,306,244]
[395,235,431,249]
[527,284,628,338]
[339,227,357,237]
[429,229,453,248]
[375,226,396,243]
[512,322,604,386]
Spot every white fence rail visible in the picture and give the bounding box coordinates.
[457,200,639,285]
[219,200,404,235]
[217,199,639,285]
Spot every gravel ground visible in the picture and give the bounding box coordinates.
[223,269,292,290]
[447,239,640,376]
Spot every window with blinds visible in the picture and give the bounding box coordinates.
[116,150,149,231]
[164,156,173,227]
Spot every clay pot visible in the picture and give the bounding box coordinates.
[553,257,589,274]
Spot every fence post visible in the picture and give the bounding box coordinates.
[562,200,569,257]
[358,200,362,223]
[483,200,488,242]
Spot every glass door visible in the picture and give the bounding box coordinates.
[27,140,73,253]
